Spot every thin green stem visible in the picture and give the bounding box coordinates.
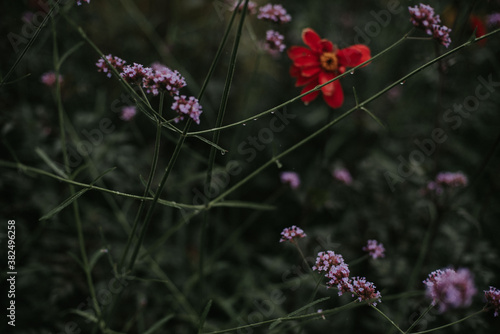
[188,29,413,136]
[405,304,434,334]
[127,119,193,271]
[51,14,102,328]
[204,27,500,206]
[371,305,405,334]
[409,309,485,334]
[199,0,249,303]
[118,94,164,270]
[204,301,359,334]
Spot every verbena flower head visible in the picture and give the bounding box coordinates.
[143,65,186,96]
[423,268,477,312]
[279,225,306,243]
[484,286,500,317]
[408,4,452,48]
[432,24,452,48]
[40,71,63,87]
[350,276,382,306]
[263,30,286,55]
[408,4,441,35]
[333,167,352,185]
[436,171,468,187]
[280,171,300,189]
[120,106,137,121]
[288,28,371,109]
[96,54,127,78]
[312,250,345,273]
[257,4,291,24]
[363,240,385,259]
[121,63,151,84]
[171,95,203,124]
[77,0,90,5]
[231,0,258,14]
[326,263,351,294]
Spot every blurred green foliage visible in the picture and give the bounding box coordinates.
[1,0,500,333]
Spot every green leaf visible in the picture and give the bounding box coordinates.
[35,147,68,178]
[71,308,98,323]
[198,299,213,333]
[89,249,107,271]
[39,188,89,221]
[142,314,175,334]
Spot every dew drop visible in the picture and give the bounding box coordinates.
[400,81,405,85]
[253,118,258,121]
[350,71,355,75]
[271,111,275,114]
[242,123,246,126]
[221,151,226,156]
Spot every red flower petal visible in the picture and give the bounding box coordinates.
[295,75,317,86]
[301,66,321,77]
[302,28,322,53]
[337,45,371,67]
[322,80,344,109]
[294,55,320,67]
[288,46,315,60]
[301,81,320,105]
[318,71,337,96]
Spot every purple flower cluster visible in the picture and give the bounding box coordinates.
[171,95,203,125]
[423,268,477,312]
[408,4,452,47]
[362,240,385,260]
[424,171,468,195]
[279,225,307,243]
[280,171,300,189]
[40,71,63,87]
[230,2,291,56]
[257,4,292,24]
[96,54,127,78]
[96,55,202,124]
[333,167,353,185]
[485,286,500,317]
[263,30,286,55]
[120,106,137,121]
[312,250,382,305]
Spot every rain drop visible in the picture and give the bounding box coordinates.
[350,71,355,75]
[400,81,405,85]
[253,118,258,121]
[271,111,275,114]
[242,123,246,126]
[221,151,226,156]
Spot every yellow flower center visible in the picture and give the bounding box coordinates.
[320,52,338,72]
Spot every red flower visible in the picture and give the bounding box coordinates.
[288,28,371,109]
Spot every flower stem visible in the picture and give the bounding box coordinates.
[199,0,250,301]
[371,305,405,334]
[127,119,193,271]
[409,309,485,334]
